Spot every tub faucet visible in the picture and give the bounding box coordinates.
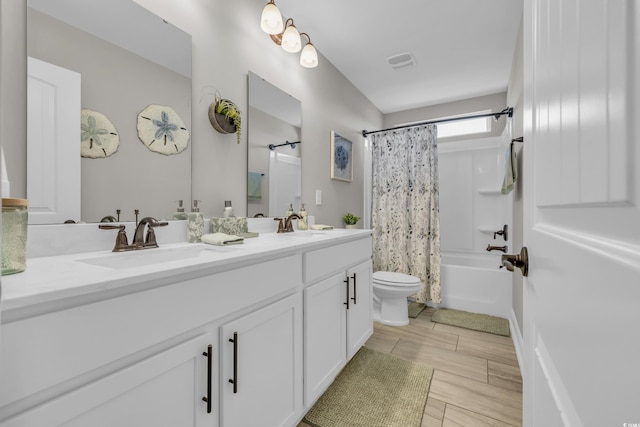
[486,244,507,253]
[133,217,169,247]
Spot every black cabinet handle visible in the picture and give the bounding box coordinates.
[351,273,357,304]
[202,344,212,414]
[344,277,350,310]
[228,332,238,394]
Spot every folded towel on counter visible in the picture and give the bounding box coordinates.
[201,232,244,246]
[310,224,334,230]
[238,231,259,238]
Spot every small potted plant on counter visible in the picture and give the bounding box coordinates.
[343,213,360,229]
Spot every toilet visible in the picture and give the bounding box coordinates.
[372,271,422,326]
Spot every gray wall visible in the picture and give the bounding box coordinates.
[135,0,382,226]
[29,9,192,222]
[0,0,27,199]
[1,0,382,226]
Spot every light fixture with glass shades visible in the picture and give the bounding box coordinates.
[259,0,318,68]
[299,33,318,68]
[260,0,284,34]
[281,19,301,53]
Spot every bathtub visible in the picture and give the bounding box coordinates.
[432,252,512,318]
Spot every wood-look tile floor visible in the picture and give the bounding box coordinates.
[298,307,523,427]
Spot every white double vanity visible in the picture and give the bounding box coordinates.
[0,226,373,427]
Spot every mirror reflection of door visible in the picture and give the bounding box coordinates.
[247,72,301,217]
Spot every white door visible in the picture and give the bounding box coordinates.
[523,1,640,426]
[27,57,81,224]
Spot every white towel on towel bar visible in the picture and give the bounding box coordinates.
[501,142,517,195]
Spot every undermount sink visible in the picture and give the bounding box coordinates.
[77,245,224,270]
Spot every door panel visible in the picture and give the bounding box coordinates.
[27,57,81,224]
[524,1,640,425]
[346,260,372,359]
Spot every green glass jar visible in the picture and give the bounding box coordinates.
[2,198,28,275]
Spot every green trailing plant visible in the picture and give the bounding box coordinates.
[342,213,360,225]
[214,95,242,144]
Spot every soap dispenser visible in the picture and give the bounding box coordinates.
[223,200,234,218]
[172,200,188,220]
[286,203,294,217]
[298,204,308,230]
[187,200,204,243]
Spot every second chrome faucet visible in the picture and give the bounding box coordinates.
[274,214,300,233]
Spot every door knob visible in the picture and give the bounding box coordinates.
[500,247,529,277]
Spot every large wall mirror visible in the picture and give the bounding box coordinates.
[247,71,302,218]
[27,0,192,223]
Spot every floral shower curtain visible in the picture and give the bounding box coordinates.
[370,125,441,303]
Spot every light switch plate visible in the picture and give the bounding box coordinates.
[315,190,322,205]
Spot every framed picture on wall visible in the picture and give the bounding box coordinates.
[330,130,353,182]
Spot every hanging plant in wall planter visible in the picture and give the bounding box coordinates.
[208,94,242,144]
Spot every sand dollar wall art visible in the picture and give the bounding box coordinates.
[136,104,190,155]
[81,109,120,158]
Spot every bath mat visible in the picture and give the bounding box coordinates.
[431,308,510,337]
[408,302,425,318]
[303,346,433,427]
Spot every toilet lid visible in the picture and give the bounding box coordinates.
[373,271,421,286]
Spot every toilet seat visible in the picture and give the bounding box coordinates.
[373,271,421,287]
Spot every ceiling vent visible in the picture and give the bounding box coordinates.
[386,52,416,70]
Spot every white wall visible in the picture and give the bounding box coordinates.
[0,0,383,226]
[383,92,508,142]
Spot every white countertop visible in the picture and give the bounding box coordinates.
[1,229,371,317]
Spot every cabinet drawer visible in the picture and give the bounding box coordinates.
[303,237,371,283]
[0,254,301,410]
[0,334,214,427]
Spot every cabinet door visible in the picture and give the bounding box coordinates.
[2,334,216,427]
[304,272,347,406]
[346,260,373,359]
[220,294,302,427]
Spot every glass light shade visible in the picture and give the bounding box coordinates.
[260,2,283,35]
[281,24,301,53]
[300,43,318,68]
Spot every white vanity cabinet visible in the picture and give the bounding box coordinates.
[302,237,373,407]
[0,253,301,427]
[0,231,373,427]
[220,293,302,427]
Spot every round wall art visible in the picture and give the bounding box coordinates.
[136,104,190,155]
[80,109,120,158]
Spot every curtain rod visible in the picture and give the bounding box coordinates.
[361,107,513,138]
[268,140,301,150]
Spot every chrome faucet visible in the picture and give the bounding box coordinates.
[99,216,168,252]
[133,217,169,247]
[274,214,300,233]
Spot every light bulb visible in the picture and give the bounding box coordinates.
[281,24,301,53]
[300,42,318,68]
[260,1,283,35]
